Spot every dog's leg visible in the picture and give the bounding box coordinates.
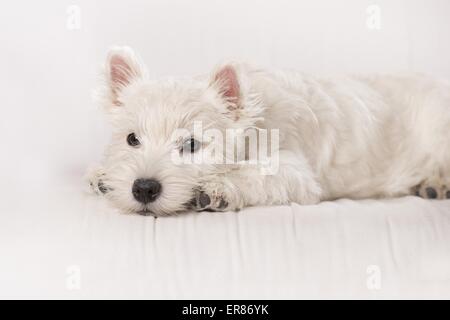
[85,165,110,195]
[193,150,322,211]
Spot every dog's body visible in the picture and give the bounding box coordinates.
[87,47,450,215]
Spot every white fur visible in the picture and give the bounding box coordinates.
[87,46,450,215]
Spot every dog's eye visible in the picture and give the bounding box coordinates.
[181,138,201,153]
[127,133,140,147]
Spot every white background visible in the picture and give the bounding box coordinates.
[0,1,450,299]
[0,0,449,193]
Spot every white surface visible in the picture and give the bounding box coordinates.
[1,0,450,299]
[1,187,450,299]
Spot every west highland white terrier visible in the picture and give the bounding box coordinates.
[87,46,450,215]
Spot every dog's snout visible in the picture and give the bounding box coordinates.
[132,178,162,204]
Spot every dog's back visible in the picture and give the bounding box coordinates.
[242,65,450,199]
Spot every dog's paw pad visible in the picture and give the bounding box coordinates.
[192,187,231,212]
[98,181,108,194]
[88,175,111,195]
[97,180,111,194]
[425,187,438,199]
[198,192,211,208]
[218,198,228,209]
[413,178,450,200]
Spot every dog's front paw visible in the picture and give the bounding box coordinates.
[85,166,111,195]
[192,180,242,212]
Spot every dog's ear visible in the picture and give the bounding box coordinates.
[210,65,241,114]
[105,46,146,106]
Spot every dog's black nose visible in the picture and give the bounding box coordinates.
[132,179,162,204]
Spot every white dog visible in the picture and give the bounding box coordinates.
[87,46,450,215]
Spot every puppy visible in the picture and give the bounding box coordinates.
[87,46,450,215]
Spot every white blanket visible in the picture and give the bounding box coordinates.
[1,186,449,299]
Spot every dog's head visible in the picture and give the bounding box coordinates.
[95,47,263,215]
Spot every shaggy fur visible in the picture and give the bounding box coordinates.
[87,46,450,215]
